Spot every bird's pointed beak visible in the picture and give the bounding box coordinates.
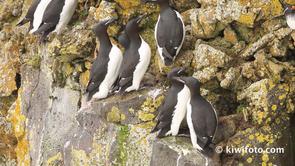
[142,0,157,3]
[173,77,185,84]
[136,14,146,23]
[105,18,117,26]
[177,67,186,74]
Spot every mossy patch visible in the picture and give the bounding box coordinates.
[116,125,130,166]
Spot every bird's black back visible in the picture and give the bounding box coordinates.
[42,0,65,24]
[156,7,184,58]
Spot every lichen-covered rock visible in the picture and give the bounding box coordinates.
[193,43,232,83]
[189,8,225,39]
[151,137,215,166]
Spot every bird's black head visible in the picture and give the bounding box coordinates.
[93,18,116,37]
[284,5,295,15]
[125,15,145,35]
[167,67,186,80]
[174,76,201,94]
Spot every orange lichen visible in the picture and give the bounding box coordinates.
[8,89,30,166]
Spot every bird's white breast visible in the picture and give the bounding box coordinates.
[169,85,190,135]
[54,0,78,34]
[286,14,295,29]
[100,44,123,89]
[30,0,52,33]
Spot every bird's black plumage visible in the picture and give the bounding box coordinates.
[151,67,186,138]
[17,0,41,31]
[115,16,145,92]
[144,0,185,66]
[176,77,218,150]
[86,19,116,100]
[118,30,130,49]
[33,0,65,41]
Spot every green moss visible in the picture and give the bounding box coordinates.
[116,125,130,166]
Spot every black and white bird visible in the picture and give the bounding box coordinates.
[151,67,190,138]
[17,0,41,31]
[115,15,151,92]
[175,77,218,151]
[143,0,185,66]
[86,18,123,101]
[32,0,78,41]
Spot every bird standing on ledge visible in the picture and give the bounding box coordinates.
[86,18,123,101]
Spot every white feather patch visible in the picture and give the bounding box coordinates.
[93,44,123,99]
[30,0,52,33]
[125,36,151,92]
[286,13,295,29]
[54,0,78,34]
[169,85,190,136]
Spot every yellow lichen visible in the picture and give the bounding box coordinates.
[47,152,62,165]
[138,111,155,122]
[238,13,256,27]
[107,107,125,123]
[8,89,30,166]
[261,153,269,162]
[271,105,277,111]
[80,70,90,88]
[256,134,265,143]
[71,149,90,166]
[249,134,254,140]
[246,157,253,163]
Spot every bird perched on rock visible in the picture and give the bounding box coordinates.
[114,15,151,92]
[143,0,185,66]
[17,0,41,31]
[174,76,218,151]
[86,18,123,101]
[32,0,78,41]
[151,67,190,138]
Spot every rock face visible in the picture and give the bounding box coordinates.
[0,0,295,166]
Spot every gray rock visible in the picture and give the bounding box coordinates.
[150,137,215,166]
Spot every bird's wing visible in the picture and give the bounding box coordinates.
[86,52,108,93]
[118,50,140,80]
[41,0,65,24]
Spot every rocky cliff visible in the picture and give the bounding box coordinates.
[0,0,295,165]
